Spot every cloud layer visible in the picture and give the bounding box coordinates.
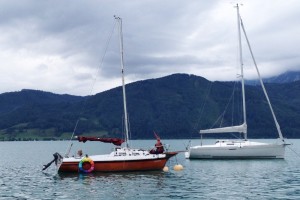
[0,0,299,95]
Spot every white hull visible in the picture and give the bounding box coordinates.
[186,140,285,159]
[186,6,289,160]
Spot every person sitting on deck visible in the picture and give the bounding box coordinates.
[77,149,83,157]
[150,133,164,154]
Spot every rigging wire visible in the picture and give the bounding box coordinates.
[64,20,118,157]
[207,81,243,140]
[231,82,235,126]
[127,114,132,147]
[121,114,132,147]
[211,81,238,129]
[287,145,300,158]
[187,80,213,148]
[191,81,213,136]
[240,16,284,141]
[122,115,125,141]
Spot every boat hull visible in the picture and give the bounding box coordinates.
[59,152,177,173]
[186,140,286,159]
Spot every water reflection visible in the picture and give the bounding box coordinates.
[55,170,170,199]
[57,170,166,181]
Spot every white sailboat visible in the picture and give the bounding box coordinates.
[185,4,289,159]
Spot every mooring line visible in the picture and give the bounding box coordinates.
[287,145,300,158]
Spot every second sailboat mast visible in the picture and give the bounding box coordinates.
[236,4,247,140]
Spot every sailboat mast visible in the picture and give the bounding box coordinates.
[236,4,247,140]
[239,18,284,142]
[115,16,130,148]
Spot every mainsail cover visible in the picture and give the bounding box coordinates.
[77,136,124,146]
[200,123,247,134]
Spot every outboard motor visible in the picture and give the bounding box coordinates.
[42,152,63,171]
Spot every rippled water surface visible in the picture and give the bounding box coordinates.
[1,139,300,199]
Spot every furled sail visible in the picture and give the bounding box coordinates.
[76,136,125,146]
[200,123,247,134]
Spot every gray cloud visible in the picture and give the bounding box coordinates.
[0,0,299,95]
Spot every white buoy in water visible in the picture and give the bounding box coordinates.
[173,164,184,171]
[163,166,169,172]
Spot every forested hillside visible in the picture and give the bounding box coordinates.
[0,74,299,140]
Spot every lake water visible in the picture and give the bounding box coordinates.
[0,139,300,199]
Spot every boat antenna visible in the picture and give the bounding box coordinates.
[115,15,130,148]
[235,3,247,140]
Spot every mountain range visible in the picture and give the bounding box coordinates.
[246,70,300,85]
[0,72,299,141]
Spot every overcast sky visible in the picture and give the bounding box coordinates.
[0,0,299,96]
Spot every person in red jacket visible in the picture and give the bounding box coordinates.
[150,132,164,154]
